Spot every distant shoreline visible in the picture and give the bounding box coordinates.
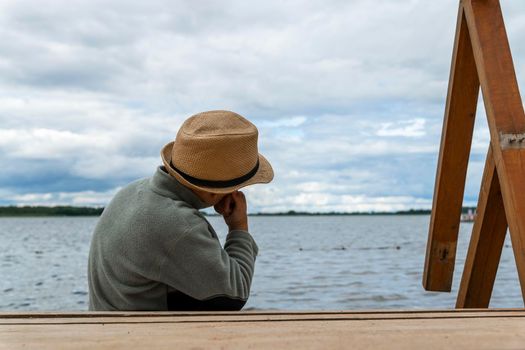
[0,206,104,217]
[0,206,477,217]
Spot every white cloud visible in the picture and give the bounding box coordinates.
[0,0,462,112]
[244,183,432,213]
[259,116,307,128]
[376,119,426,137]
[0,128,114,159]
[8,188,119,207]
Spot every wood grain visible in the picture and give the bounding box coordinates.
[456,147,508,308]
[1,310,525,350]
[423,4,480,292]
[464,0,525,302]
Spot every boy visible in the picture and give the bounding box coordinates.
[88,110,273,310]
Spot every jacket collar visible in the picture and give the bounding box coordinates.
[150,166,210,209]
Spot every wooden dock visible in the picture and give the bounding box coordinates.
[1,309,525,349]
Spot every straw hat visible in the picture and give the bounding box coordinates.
[161,110,274,194]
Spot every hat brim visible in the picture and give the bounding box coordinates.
[161,141,274,194]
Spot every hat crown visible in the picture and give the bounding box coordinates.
[171,110,259,181]
[181,110,257,136]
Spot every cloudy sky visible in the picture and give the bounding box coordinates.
[1,0,524,212]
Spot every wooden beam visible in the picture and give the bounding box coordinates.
[464,0,525,302]
[456,146,508,308]
[1,310,525,350]
[423,4,480,292]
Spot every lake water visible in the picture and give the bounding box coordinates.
[0,215,522,311]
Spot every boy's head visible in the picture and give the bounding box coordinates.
[161,110,274,201]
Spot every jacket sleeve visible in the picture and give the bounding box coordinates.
[159,219,258,308]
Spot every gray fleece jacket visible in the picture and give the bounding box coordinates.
[88,166,258,311]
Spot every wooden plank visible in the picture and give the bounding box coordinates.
[456,146,508,308]
[1,310,525,350]
[463,0,525,303]
[423,4,480,292]
[2,310,525,325]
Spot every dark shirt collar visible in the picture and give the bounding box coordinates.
[149,166,210,210]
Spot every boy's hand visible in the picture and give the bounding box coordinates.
[214,191,249,231]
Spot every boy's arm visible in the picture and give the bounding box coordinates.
[159,218,258,310]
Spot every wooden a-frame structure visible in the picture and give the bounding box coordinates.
[423,0,525,308]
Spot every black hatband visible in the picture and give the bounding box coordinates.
[170,160,259,188]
